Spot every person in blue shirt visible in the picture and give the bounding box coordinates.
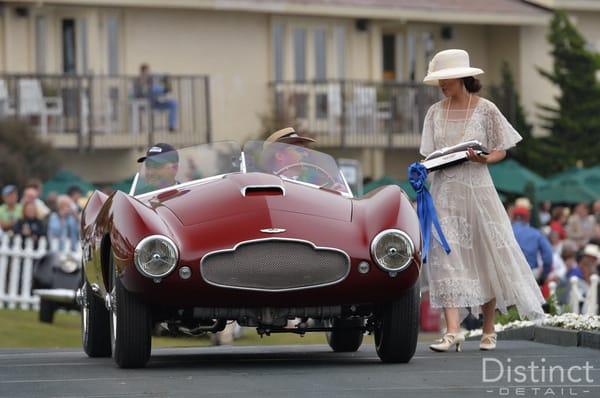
[133,64,178,131]
[47,195,80,251]
[512,206,553,285]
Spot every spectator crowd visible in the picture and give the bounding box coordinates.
[508,198,600,311]
[0,180,83,250]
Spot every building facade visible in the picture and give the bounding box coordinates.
[0,0,590,185]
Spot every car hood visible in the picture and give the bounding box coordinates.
[149,173,352,226]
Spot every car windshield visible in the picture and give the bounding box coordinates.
[243,140,351,195]
[132,141,241,195]
[131,140,351,196]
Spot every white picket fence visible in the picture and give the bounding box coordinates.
[0,234,81,310]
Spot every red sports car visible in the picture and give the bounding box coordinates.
[79,140,422,368]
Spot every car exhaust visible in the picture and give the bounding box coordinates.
[33,289,77,304]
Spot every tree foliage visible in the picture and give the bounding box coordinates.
[491,62,548,175]
[0,119,61,188]
[537,11,600,174]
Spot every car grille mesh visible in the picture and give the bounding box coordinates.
[201,240,349,291]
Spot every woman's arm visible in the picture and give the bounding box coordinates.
[466,148,506,165]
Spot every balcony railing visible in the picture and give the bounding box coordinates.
[0,74,211,150]
[271,80,442,148]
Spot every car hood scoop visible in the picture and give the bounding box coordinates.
[154,173,352,225]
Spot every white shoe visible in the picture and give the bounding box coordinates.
[429,332,465,352]
[480,333,497,351]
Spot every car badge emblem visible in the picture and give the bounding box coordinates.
[260,228,286,234]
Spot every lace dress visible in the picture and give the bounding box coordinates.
[419,97,546,321]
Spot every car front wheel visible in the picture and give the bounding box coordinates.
[374,283,420,363]
[81,281,111,357]
[109,252,152,368]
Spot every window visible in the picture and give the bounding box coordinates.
[107,16,119,75]
[62,19,77,74]
[78,19,89,73]
[382,34,396,80]
[335,26,346,79]
[35,16,47,73]
[314,28,327,81]
[272,23,285,82]
[293,28,306,82]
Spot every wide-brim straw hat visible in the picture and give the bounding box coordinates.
[423,49,484,86]
[265,127,315,146]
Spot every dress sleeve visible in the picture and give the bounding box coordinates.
[419,105,436,157]
[486,101,523,151]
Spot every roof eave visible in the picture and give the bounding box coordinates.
[5,0,551,25]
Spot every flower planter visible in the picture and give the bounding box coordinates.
[534,326,580,347]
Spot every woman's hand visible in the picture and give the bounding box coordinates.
[466,148,488,164]
[467,148,507,165]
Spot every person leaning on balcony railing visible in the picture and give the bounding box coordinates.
[133,63,178,132]
[0,185,22,232]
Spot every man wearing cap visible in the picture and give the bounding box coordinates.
[136,143,180,194]
[262,127,329,183]
[0,185,22,232]
[512,205,553,285]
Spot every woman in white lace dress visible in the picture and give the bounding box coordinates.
[420,50,546,352]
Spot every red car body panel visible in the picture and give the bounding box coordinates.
[81,172,422,309]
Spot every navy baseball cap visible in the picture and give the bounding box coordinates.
[2,185,17,196]
[137,143,179,164]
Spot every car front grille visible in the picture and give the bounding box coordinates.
[200,239,350,291]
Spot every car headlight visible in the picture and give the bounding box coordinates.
[59,254,80,274]
[134,235,179,279]
[370,229,414,273]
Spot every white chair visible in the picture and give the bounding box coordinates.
[129,98,150,135]
[17,79,64,135]
[0,80,16,117]
[348,86,377,134]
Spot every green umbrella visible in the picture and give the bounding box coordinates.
[112,176,136,193]
[363,176,416,200]
[42,170,96,198]
[547,165,600,196]
[488,159,547,195]
[536,178,598,204]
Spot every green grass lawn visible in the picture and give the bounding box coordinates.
[0,309,374,349]
[0,309,436,349]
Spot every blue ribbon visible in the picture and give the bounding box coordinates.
[408,163,451,263]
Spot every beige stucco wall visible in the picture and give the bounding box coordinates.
[120,8,270,143]
[2,8,32,72]
[518,25,556,137]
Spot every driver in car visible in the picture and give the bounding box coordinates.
[136,143,180,194]
[263,127,319,181]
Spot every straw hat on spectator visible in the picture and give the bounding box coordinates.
[583,244,600,260]
[265,127,315,146]
[423,49,484,86]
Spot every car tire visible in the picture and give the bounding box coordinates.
[326,318,364,352]
[374,283,420,363]
[82,281,111,357]
[39,299,55,324]
[109,252,152,368]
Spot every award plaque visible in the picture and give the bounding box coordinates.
[421,140,489,172]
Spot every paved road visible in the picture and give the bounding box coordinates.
[0,341,599,398]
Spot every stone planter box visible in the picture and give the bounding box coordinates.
[578,330,600,350]
[534,326,580,347]
[498,326,535,341]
